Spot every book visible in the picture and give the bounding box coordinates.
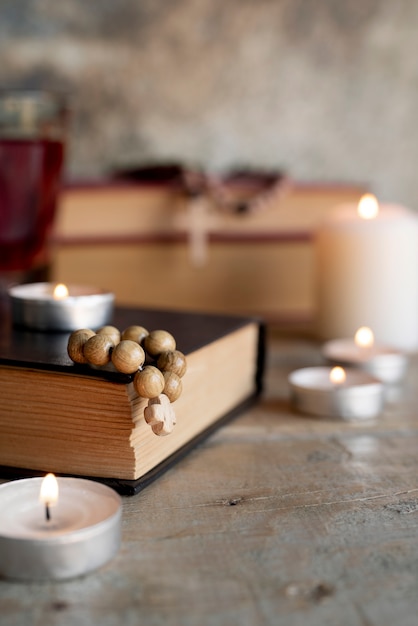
[0,303,264,495]
[51,178,367,327]
[54,174,364,241]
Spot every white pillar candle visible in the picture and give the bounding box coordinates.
[315,194,418,352]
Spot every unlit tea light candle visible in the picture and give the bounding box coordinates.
[0,474,121,581]
[322,326,408,385]
[289,365,384,420]
[8,282,114,331]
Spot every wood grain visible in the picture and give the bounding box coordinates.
[1,333,418,626]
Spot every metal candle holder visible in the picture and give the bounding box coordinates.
[0,477,121,581]
[289,366,384,420]
[8,282,114,331]
[322,338,408,385]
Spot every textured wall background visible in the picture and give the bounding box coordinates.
[2,0,418,207]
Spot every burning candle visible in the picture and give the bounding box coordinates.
[288,365,384,420]
[0,475,121,581]
[355,326,374,349]
[53,283,69,299]
[315,194,418,352]
[39,472,59,521]
[322,326,408,385]
[8,282,114,331]
[329,365,346,385]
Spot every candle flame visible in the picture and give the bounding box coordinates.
[355,326,374,349]
[39,473,59,507]
[53,283,69,299]
[329,366,346,385]
[357,194,379,220]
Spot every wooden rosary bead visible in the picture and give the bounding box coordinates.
[157,350,187,378]
[162,371,182,402]
[121,325,149,344]
[111,340,145,374]
[67,329,96,364]
[144,330,176,357]
[83,334,114,366]
[133,366,165,399]
[96,325,121,344]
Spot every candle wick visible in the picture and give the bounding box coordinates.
[45,502,51,522]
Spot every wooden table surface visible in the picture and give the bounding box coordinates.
[1,330,418,626]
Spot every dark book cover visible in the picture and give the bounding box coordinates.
[0,296,265,494]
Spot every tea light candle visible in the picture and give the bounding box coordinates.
[289,365,384,420]
[0,475,122,581]
[315,194,418,352]
[8,282,114,331]
[322,326,408,385]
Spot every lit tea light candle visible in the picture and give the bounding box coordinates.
[329,365,346,385]
[355,326,374,349]
[322,326,408,384]
[8,282,114,331]
[0,474,121,581]
[288,365,384,420]
[315,193,418,351]
[39,472,59,521]
[53,283,69,299]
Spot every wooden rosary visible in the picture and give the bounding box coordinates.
[67,325,187,436]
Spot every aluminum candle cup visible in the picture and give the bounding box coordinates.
[289,366,385,420]
[322,338,408,385]
[0,477,122,581]
[8,282,114,331]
